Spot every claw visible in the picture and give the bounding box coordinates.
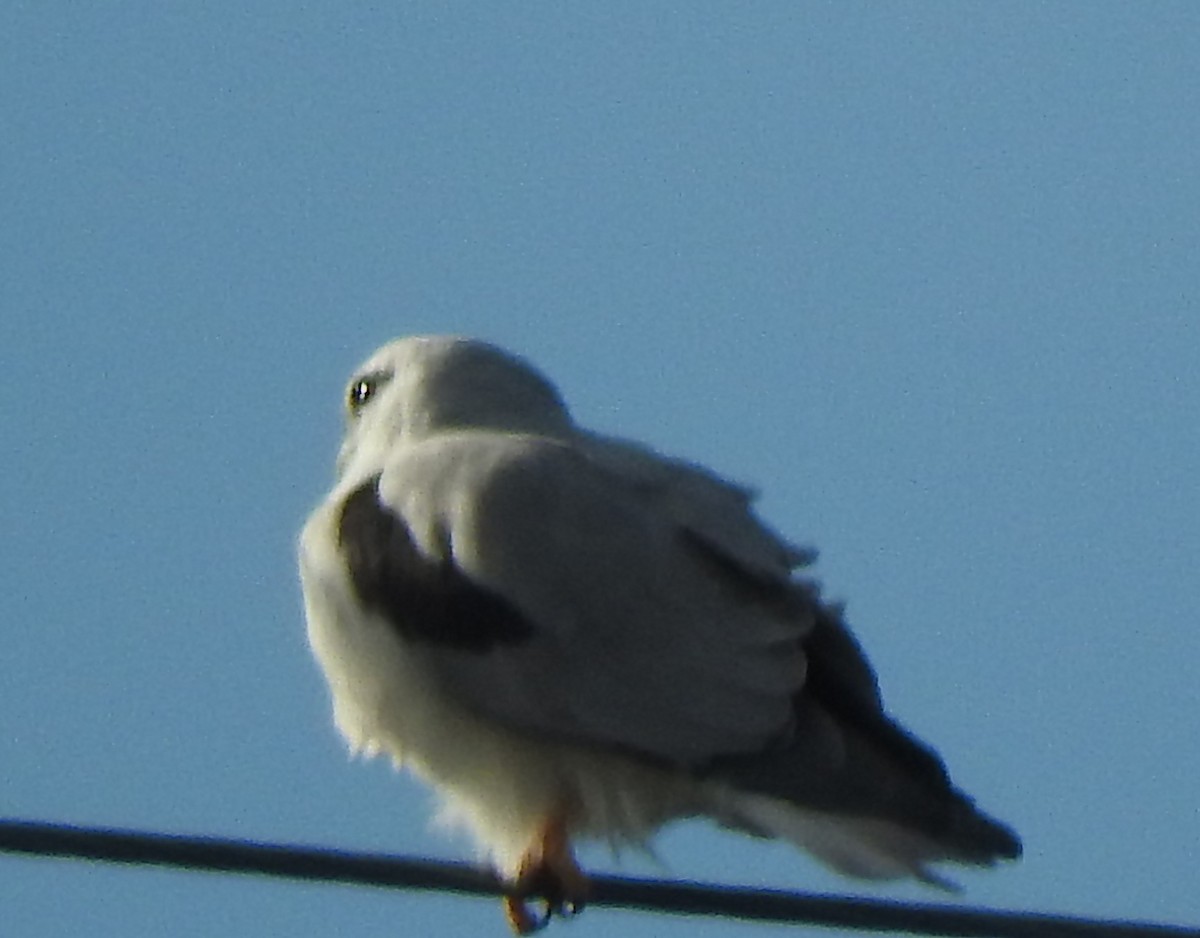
[502,814,591,934]
[503,894,551,935]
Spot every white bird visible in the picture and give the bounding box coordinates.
[298,335,1020,932]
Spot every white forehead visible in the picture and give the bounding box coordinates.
[336,335,573,474]
[353,334,475,378]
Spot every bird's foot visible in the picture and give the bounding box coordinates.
[503,815,590,934]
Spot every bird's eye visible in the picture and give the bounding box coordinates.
[347,377,377,414]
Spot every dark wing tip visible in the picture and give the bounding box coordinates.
[704,591,1022,869]
[962,807,1022,862]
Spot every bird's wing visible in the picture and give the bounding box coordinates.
[576,434,816,581]
[342,429,815,766]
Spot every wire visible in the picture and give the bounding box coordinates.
[1,818,1196,937]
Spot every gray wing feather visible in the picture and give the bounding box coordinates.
[375,430,813,766]
[579,434,815,580]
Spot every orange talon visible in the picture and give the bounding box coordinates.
[503,894,547,936]
[502,813,591,934]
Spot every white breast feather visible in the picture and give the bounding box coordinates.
[300,496,708,875]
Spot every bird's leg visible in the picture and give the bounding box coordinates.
[503,813,590,935]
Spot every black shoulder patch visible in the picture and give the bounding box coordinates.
[337,476,536,652]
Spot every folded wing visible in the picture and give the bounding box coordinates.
[351,430,811,765]
[339,427,1020,873]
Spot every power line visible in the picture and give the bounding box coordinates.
[1,818,1195,937]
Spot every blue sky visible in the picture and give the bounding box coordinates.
[3,4,1198,936]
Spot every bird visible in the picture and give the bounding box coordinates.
[297,335,1021,933]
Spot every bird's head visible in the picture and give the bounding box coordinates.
[334,335,574,482]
